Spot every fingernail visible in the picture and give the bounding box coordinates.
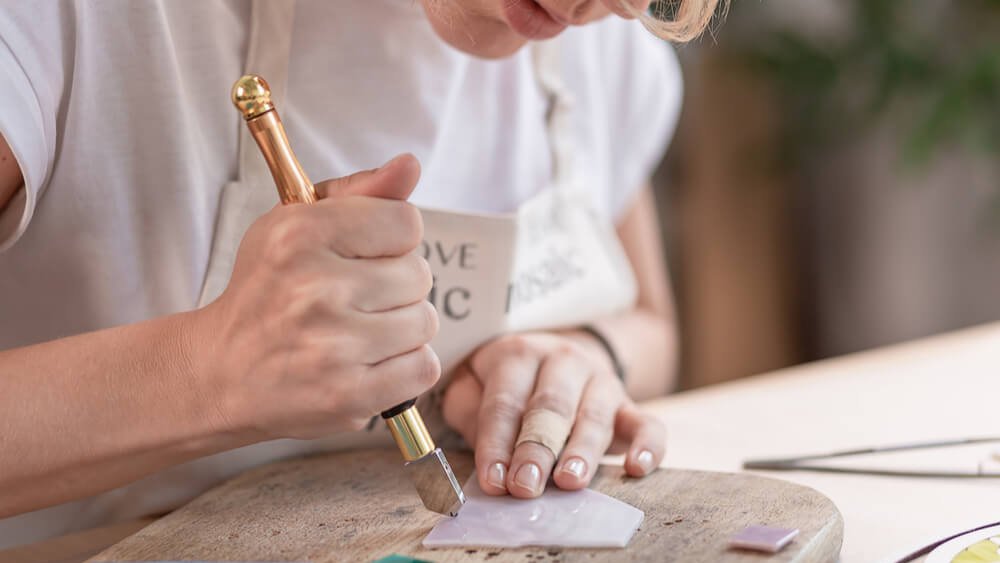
[636,450,655,474]
[561,457,587,479]
[514,463,542,493]
[486,462,507,490]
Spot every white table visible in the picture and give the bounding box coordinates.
[640,322,1000,562]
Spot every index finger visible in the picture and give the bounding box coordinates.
[302,196,423,258]
[473,356,540,496]
[314,153,420,201]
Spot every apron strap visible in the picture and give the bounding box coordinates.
[531,39,577,192]
[239,0,297,183]
[196,0,297,307]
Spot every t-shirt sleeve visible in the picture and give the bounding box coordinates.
[0,4,68,252]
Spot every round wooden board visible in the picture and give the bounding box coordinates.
[90,449,842,562]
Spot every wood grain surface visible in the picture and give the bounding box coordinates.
[91,449,842,562]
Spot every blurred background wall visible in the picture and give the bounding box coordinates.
[654,0,1000,389]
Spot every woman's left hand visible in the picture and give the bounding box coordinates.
[441,331,666,498]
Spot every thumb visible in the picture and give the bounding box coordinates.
[315,153,421,202]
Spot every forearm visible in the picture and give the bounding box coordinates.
[564,308,678,400]
[562,185,678,399]
[0,156,437,518]
[0,310,248,517]
[600,309,678,398]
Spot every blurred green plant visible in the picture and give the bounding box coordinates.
[734,0,1000,167]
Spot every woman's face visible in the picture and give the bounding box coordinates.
[420,0,650,58]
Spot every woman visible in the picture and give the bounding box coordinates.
[0,0,717,547]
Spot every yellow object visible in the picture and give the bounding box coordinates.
[231,75,275,120]
[952,537,1000,562]
[384,406,436,462]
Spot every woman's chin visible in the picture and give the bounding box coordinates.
[424,14,531,59]
[460,33,530,59]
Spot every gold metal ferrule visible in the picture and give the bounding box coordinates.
[231,74,317,204]
[232,74,275,120]
[385,407,436,462]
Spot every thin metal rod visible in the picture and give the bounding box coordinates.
[743,436,1000,478]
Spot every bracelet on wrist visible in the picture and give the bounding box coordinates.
[579,324,626,383]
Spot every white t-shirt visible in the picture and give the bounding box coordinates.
[0,0,680,547]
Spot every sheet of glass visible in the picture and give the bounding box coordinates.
[422,476,643,549]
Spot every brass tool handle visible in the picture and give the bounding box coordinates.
[231,74,438,463]
[381,399,435,462]
[231,75,317,205]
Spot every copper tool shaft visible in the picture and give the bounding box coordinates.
[231,76,316,205]
[230,75,465,517]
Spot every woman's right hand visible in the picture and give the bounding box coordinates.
[193,154,440,440]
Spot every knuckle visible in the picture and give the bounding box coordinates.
[412,255,434,296]
[529,388,576,417]
[468,344,494,375]
[388,202,423,251]
[283,280,316,318]
[577,405,612,428]
[288,278,349,323]
[592,372,623,394]
[554,340,582,358]
[287,276,323,309]
[323,367,367,413]
[470,334,537,375]
[498,334,534,357]
[296,339,327,372]
[329,198,383,256]
[327,281,353,310]
[328,335,361,367]
[484,392,525,422]
[304,337,346,372]
[315,326,366,368]
[418,300,440,342]
[414,345,442,388]
[262,215,311,267]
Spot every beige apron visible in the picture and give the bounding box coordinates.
[0,0,636,546]
[415,39,639,416]
[414,37,638,432]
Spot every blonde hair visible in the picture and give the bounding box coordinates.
[634,0,725,42]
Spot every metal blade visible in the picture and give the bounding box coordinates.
[403,447,466,517]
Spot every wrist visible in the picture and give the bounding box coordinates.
[172,307,257,450]
[563,326,623,383]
